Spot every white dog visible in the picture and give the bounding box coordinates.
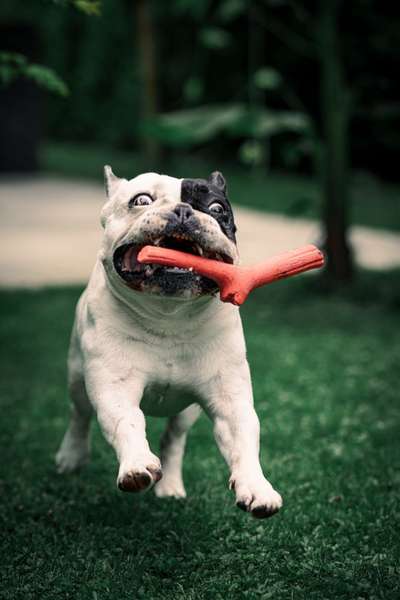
[56,167,282,519]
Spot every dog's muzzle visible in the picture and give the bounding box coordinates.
[112,204,233,298]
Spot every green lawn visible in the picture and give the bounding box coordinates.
[1,273,400,599]
[40,141,400,232]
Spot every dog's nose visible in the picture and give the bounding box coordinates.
[173,203,194,224]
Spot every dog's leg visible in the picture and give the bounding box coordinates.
[86,375,162,493]
[204,363,282,519]
[155,404,201,499]
[56,375,93,473]
[56,323,92,473]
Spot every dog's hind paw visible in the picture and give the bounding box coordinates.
[154,478,186,499]
[231,476,283,519]
[55,445,89,474]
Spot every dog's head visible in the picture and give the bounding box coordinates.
[100,167,238,299]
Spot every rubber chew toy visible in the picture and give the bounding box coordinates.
[138,244,324,306]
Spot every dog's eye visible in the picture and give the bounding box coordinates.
[209,201,225,216]
[130,193,154,207]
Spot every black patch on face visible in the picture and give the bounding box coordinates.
[181,171,237,243]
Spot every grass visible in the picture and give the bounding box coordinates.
[1,272,400,599]
[40,141,400,232]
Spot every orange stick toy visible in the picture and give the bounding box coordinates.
[138,244,324,306]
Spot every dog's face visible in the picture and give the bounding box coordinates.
[100,167,238,299]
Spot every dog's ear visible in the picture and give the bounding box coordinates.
[104,165,122,198]
[101,165,123,227]
[208,171,226,194]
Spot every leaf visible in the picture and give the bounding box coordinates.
[25,64,69,96]
[142,104,310,147]
[183,76,204,103]
[239,140,266,166]
[217,0,246,22]
[0,52,27,67]
[253,67,282,90]
[142,104,244,146]
[72,0,101,16]
[0,53,27,87]
[199,27,232,49]
[227,107,311,137]
[0,52,69,96]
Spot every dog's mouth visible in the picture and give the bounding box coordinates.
[113,233,232,295]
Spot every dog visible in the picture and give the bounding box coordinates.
[56,167,282,519]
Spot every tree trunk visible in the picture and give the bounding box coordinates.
[135,0,160,165]
[319,0,353,281]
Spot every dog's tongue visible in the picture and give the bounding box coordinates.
[123,246,138,272]
[137,244,324,306]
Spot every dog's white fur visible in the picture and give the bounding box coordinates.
[56,169,282,518]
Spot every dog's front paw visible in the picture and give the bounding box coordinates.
[117,456,162,493]
[230,475,283,519]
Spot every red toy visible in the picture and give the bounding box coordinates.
[138,244,324,306]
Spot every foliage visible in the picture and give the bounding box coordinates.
[199,26,233,49]
[0,273,399,598]
[0,52,68,95]
[0,0,100,97]
[72,0,101,16]
[143,103,310,147]
[52,0,101,16]
[253,67,283,91]
[0,0,397,179]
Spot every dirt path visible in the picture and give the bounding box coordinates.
[1,177,399,287]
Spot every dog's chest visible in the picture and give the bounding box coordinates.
[140,380,201,417]
[139,344,208,416]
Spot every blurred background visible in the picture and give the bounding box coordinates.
[0,0,399,286]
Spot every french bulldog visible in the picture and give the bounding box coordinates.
[55,167,282,519]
